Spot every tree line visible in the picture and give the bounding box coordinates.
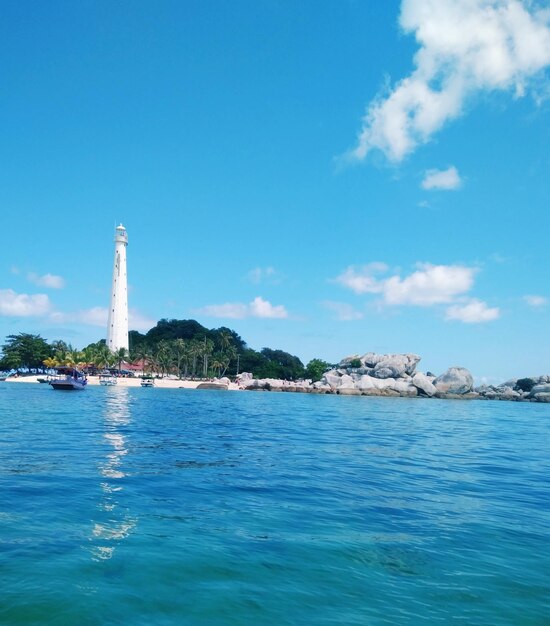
[0,318,333,381]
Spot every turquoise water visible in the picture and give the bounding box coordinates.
[0,384,548,625]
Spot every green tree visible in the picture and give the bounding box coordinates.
[130,343,152,375]
[221,345,237,377]
[515,378,535,393]
[259,348,305,380]
[188,339,202,378]
[146,319,209,344]
[43,356,59,370]
[172,338,188,379]
[155,340,173,378]
[210,353,225,378]
[114,347,128,374]
[0,333,52,371]
[305,358,332,382]
[96,344,115,370]
[128,330,147,353]
[201,337,214,378]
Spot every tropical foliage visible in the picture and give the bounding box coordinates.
[1,318,330,381]
[304,358,333,382]
[0,334,52,371]
[126,320,308,380]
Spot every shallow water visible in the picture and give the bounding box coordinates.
[0,384,549,625]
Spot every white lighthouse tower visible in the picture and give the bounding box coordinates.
[106,224,129,352]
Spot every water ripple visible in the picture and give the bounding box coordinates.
[0,385,548,625]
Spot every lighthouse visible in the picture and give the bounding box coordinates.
[106,224,129,352]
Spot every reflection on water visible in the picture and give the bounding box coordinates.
[89,387,136,561]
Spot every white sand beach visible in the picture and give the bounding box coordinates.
[5,375,241,391]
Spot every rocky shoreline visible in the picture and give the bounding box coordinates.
[240,352,550,403]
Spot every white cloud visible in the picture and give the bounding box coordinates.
[334,262,388,294]
[197,302,248,319]
[50,307,155,330]
[249,296,288,318]
[247,267,280,284]
[335,263,476,305]
[445,299,500,323]
[384,263,475,305]
[129,310,156,330]
[421,166,461,190]
[322,301,364,321]
[28,272,65,289]
[197,296,288,319]
[523,294,548,308]
[0,289,52,317]
[352,0,550,162]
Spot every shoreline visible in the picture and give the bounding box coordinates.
[3,375,242,391]
[4,371,549,403]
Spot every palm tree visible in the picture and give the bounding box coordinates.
[155,340,173,378]
[221,346,236,377]
[218,330,234,352]
[217,331,237,377]
[202,337,214,378]
[188,339,202,379]
[65,348,84,368]
[43,356,58,371]
[131,344,151,376]
[82,345,98,371]
[172,338,188,379]
[92,344,114,371]
[52,341,71,365]
[210,353,225,378]
[115,347,128,375]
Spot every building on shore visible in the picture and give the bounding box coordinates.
[106,224,129,352]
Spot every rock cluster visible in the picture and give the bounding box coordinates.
[475,375,550,402]
[314,354,476,399]
[239,353,549,403]
[241,352,476,400]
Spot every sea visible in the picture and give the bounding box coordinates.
[0,383,548,625]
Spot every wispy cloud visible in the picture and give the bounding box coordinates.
[0,289,52,317]
[322,301,364,321]
[523,294,548,308]
[247,267,281,284]
[28,272,65,289]
[333,263,388,294]
[129,310,156,330]
[489,252,509,264]
[421,166,461,190]
[446,299,500,323]
[50,307,155,330]
[197,296,288,319]
[351,0,550,162]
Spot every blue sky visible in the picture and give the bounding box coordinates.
[1,0,549,381]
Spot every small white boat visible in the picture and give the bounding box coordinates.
[99,372,117,386]
[141,376,155,387]
[50,367,88,391]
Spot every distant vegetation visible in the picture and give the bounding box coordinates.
[515,378,535,393]
[0,319,333,381]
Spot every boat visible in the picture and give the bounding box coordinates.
[49,367,88,391]
[0,376,6,382]
[141,376,155,387]
[99,372,118,386]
